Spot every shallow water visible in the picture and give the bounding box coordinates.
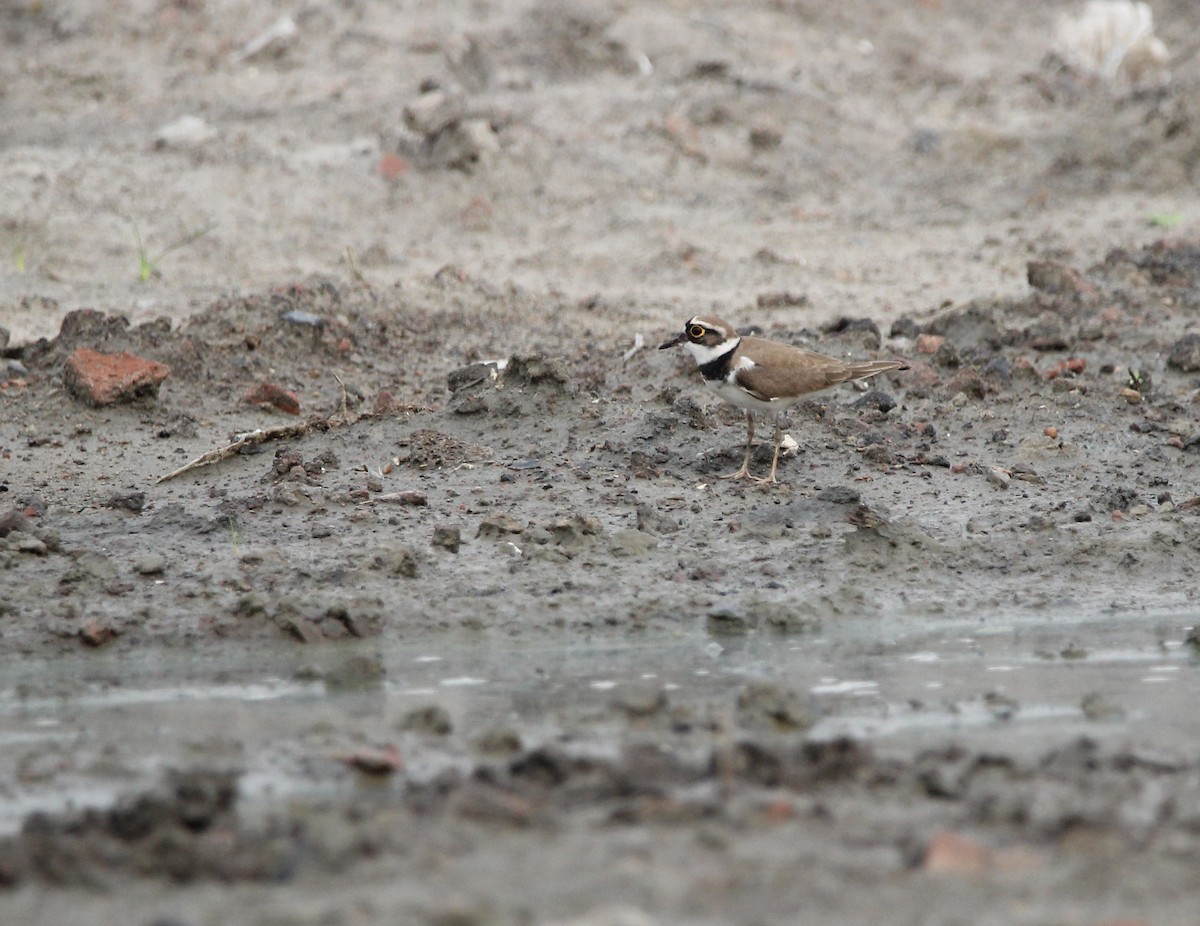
[1,607,1196,837]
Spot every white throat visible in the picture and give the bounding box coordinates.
[685,337,739,367]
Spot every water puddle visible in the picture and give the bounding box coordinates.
[0,610,1196,835]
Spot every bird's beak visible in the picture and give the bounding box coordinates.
[659,332,685,350]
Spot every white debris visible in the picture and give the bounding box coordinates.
[779,433,799,457]
[154,115,216,149]
[621,332,645,363]
[1055,1,1170,87]
[229,15,298,65]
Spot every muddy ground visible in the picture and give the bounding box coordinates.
[3,1,1200,924]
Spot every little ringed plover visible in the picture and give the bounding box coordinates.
[660,315,908,484]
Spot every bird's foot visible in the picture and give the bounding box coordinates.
[718,466,754,481]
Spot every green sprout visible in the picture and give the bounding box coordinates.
[129,217,215,282]
[1149,213,1183,229]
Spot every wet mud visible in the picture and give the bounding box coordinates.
[4,1,1200,924]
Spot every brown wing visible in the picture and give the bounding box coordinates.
[735,337,905,400]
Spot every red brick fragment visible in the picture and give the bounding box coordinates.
[1045,357,1086,380]
[343,745,404,775]
[244,382,301,415]
[915,334,945,355]
[63,348,170,406]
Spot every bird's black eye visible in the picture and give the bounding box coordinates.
[688,325,705,339]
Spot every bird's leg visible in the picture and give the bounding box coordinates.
[754,415,784,485]
[719,411,755,480]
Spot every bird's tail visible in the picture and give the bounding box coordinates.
[845,359,909,382]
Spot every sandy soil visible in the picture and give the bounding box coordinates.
[3,1,1200,924]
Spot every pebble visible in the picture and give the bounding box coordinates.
[707,608,751,635]
[375,490,427,506]
[477,512,526,538]
[79,618,115,647]
[432,525,462,552]
[851,390,897,413]
[1167,333,1200,372]
[280,309,323,327]
[610,681,668,718]
[986,466,1011,489]
[367,546,419,577]
[399,704,453,735]
[243,382,301,416]
[1026,259,1095,295]
[104,491,146,513]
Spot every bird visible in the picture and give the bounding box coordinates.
[660,315,908,484]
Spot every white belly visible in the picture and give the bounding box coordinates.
[705,377,791,414]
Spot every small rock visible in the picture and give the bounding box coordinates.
[477,512,526,538]
[748,124,783,150]
[79,618,116,647]
[474,728,522,755]
[707,608,751,635]
[280,309,323,328]
[611,682,668,718]
[133,553,167,576]
[343,745,403,776]
[432,525,461,552]
[1044,357,1086,379]
[736,681,815,732]
[986,466,1011,489]
[244,382,301,416]
[63,348,170,406]
[1027,259,1095,295]
[447,362,498,393]
[403,89,466,137]
[399,704,453,736]
[375,490,427,506]
[1167,333,1200,373]
[103,490,146,513]
[503,353,572,391]
[429,118,500,172]
[851,390,896,414]
[931,341,960,369]
[367,546,419,578]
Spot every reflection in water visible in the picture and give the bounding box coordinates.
[0,612,1195,835]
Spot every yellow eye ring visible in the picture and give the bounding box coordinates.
[688,325,705,339]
